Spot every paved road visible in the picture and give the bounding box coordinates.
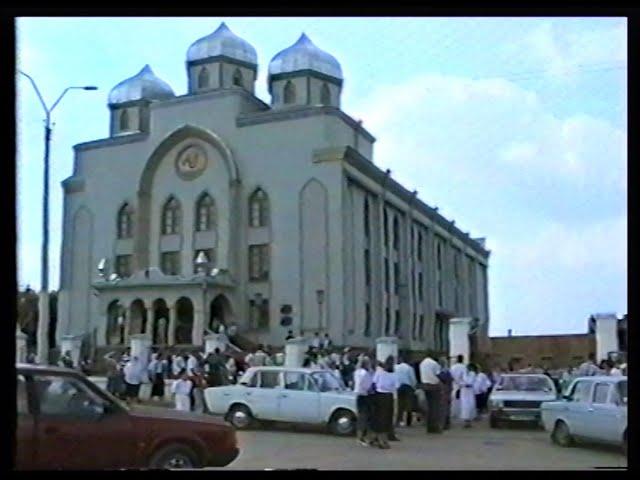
[215,419,626,470]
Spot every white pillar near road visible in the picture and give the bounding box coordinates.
[593,313,619,362]
[130,334,153,400]
[60,335,83,368]
[448,317,472,363]
[205,334,228,355]
[285,337,309,367]
[16,329,28,363]
[376,337,399,363]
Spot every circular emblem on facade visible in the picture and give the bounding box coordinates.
[175,144,207,180]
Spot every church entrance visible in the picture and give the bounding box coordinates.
[209,294,232,331]
[152,298,169,345]
[175,297,194,344]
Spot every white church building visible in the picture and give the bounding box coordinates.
[56,23,491,354]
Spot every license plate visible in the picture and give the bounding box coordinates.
[510,415,534,421]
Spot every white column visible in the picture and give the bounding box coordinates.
[448,317,472,363]
[594,313,619,362]
[60,335,83,368]
[192,303,205,347]
[205,334,228,355]
[168,306,177,346]
[16,330,28,363]
[285,337,310,367]
[130,334,153,400]
[376,336,399,364]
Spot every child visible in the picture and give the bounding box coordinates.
[171,369,193,412]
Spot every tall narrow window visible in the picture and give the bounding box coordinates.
[395,309,401,335]
[195,193,215,232]
[393,216,400,250]
[283,81,296,104]
[393,262,400,294]
[412,313,417,340]
[418,272,424,301]
[363,197,370,239]
[383,209,389,246]
[161,251,181,276]
[117,203,134,239]
[417,231,423,261]
[162,196,181,235]
[198,67,210,89]
[232,68,243,88]
[385,308,391,336]
[364,303,371,337]
[437,242,442,270]
[320,82,331,105]
[384,259,390,292]
[419,314,425,339]
[119,109,130,131]
[364,249,371,286]
[249,189,269,227]
[115,255,132,278]
[249,244,270,281]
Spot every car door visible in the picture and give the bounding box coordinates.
[248,371,281,420]
[564,379,593,439]
[32,373,136,470]
[277,371,320,423]
[587,382,621,443]
[15,373,36,470]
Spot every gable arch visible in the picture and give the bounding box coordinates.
[138,124,239,197]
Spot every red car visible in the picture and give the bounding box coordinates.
[15,363,239,470]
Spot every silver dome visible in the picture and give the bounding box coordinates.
[268,33,343,80]
[108,65,175,105]
[187,22,257,65]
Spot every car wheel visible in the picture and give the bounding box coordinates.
[329,409,356,436]
[227,404,255,430]
[551,420,573,447]
[149,444,201,470]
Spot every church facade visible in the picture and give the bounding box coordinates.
[56,23,491,353]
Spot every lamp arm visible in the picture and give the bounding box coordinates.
[50,87,73,114]
[18,70,50,118]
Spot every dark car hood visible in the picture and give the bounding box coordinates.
[128,405,230,427]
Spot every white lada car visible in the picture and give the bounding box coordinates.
[204,367,358,436]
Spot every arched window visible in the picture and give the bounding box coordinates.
[195,192,215,232]
[162,196,181,235]
[320,82,331,105]
[249,188,269,227]
[232,68,243,88]
[117,203,134,239]
[119,109,130,131]
[283,81,296,104]
[198,67,210,89]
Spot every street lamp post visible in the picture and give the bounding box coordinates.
[18,70,97,364]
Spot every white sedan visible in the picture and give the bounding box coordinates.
[204,367,358,436]
[541,376,627,455]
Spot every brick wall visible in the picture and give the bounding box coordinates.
[488,334,596,370]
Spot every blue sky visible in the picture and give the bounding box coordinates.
[16,17,627,336]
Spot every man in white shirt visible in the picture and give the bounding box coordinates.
[186,352,199,376]
[353,356,374,445]
[419,352,443,433]
[311,332,321,349]
[395,356,417,427]
[450,354,467,420]
[123,356,143,404]
[577,353,599,377]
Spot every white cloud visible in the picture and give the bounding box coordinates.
[348,71,627,335]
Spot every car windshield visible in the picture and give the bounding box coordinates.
[311,371,346,392]
[496,375,554,392]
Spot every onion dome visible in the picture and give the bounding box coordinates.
[268,33,343,80]
[108,65,175,105]
[187,22,257,65]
